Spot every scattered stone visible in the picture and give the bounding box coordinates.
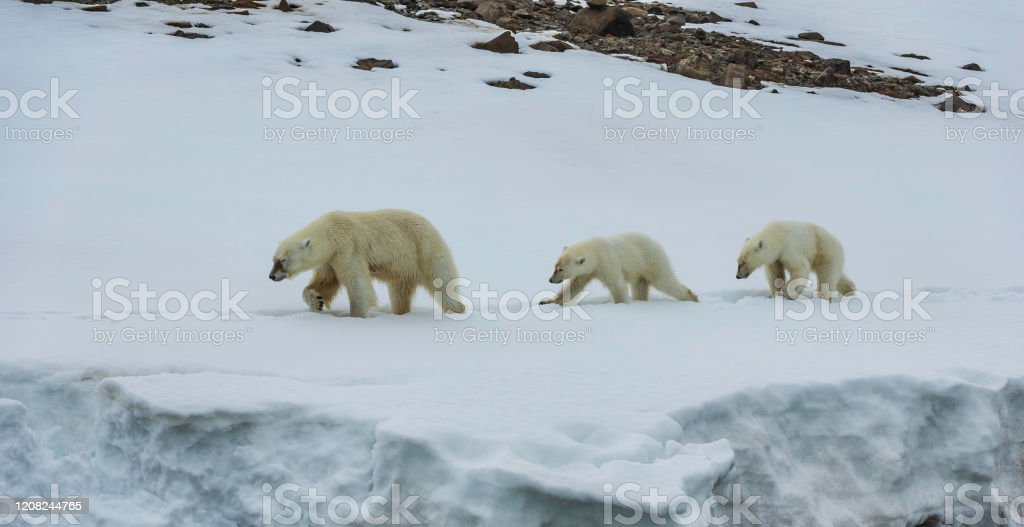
[229,9,249,14]
[899,75,922,84]
[721,63,749,89]
[770,88,779,94]
[82,5,108,11]
[747,19,759,25]
[735,1,757,7]
[487,77,535,89]
[936,95,982,113]
[961,63,983,71]
[135,1,149,5]
[304,20,335,32]
[475,1,509,23]
[796,31,824,41]
[585,0,605,8]
[900,53,930,60]
[170,29,213,38]
[569,6,634,36]
[275,0,295,11]
[354,58,397,70]
[701,11,729,23]
[892,66,925,76]
[473,31,519,53]
[530,39,571,52]
[380,0,944,101]
[821,58,851,75]
[523,71,550,78]
[167,21,211,28]
[622,5,645,17]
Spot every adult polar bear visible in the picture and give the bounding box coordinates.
[736,220,856,299]
[541,233,699,305]
[269,210,465,317]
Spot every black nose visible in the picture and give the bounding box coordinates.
[269,274,279,281]
[549,278,557,284]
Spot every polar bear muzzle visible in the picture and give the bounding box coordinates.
[269,260,288,281]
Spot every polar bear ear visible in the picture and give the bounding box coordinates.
[575,257,586,265]
[302,238,312,249]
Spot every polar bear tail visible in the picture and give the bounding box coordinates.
[837,275,856,296]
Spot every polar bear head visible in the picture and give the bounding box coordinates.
[269,237,318,281]
[548,245,596,284]
[736,237,777,279]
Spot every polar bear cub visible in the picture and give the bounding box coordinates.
[541,233,698,305]
[270,209,466,318]
[736,220,855,299]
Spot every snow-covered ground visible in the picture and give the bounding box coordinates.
[1,0,1022,525]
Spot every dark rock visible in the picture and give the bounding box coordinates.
[530,39,571,52]
[892,66,925,76]
[475,0,509,23]
[82,5,108,11]
[170,29,212,38]
[473,31,519,53]
[569,6,634,36]
[821,58,851,75]
[797,31,824,41]
[899,75,922,84]
[304,20,335,32]
[585,0,605,8]
[899,53,930,60]
[276,0,293,10]
[721,63,749,88]
[354,58,397,70]
[487,77,535,89]
[747,19,759,25]
[135,1,149,5]
[735,1,757,7]
[523,71,550,78]
[770,88,779,94]
[961,63,983,71]
[936,95,983,113]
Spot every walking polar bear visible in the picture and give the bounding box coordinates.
[736,220,855,300]
[269,209,465,318]
[540,233,699,305]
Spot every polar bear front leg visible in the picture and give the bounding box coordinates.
[781,256,812,300]
[765,260,786,297]
[541,276,592,305]
[336,258,378,318]
[602,276,630,304]
[303,264,341,312]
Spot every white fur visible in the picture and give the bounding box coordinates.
[542,233,698,305]
[271,209,465,317]
[736,220,856,299]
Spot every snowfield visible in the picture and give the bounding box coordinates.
[1,0,1022,525]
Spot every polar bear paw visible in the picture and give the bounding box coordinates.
[303,287,325,312]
